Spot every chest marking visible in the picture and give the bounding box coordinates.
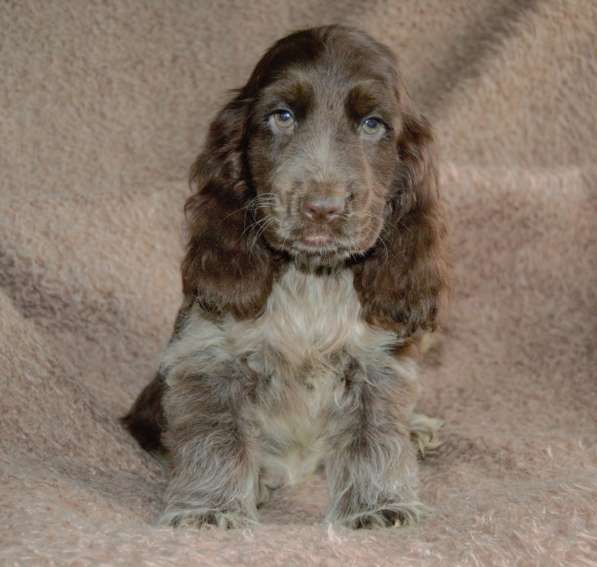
[161,266,405,485]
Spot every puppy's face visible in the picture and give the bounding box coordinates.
[246,32,402,262]
[183,26,444,329]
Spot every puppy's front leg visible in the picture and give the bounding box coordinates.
[159,367,259,529]
[325,358,425,528]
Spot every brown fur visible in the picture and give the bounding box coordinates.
[121,371,166,453]
[181,25,446,326]
[352,110,447,337]
[123,25,448,529]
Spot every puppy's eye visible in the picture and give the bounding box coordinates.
[360,116,385,136]
[269,109,295,132]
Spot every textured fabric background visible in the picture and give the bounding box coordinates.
[1,1,596,565]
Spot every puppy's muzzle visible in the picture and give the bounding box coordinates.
[302,195,345,223]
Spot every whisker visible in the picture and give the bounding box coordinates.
[257,217,276,239]
[249,217,277,251]
[341,210,393,264]
[241,214,270,239]
[220,192,278,225]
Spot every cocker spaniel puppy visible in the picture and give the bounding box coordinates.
[123,25,447,529]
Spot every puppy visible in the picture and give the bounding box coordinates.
[123,25,447,529]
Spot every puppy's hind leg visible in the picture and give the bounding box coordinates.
[120,302,193,455]
[120,372,167,455]
[409,412,443,459]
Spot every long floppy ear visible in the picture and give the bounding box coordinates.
[181,94,279,319]
[352,97,448,339]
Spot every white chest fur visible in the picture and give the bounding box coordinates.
[237,265,389,365]
[162,266,398,375]
[161,265,403,487]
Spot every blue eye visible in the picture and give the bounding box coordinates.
[276,110,293,122]
[361,116,385,135]
[271,109,295,130]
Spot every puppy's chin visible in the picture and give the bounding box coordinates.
[262,233,347,268]
[290,241,350,268]
[288,235,380,270]
[262,220,383,268]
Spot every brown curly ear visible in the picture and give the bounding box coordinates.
[181,94,279,319]
[352,102,447,339]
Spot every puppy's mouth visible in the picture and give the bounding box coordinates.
[301,234,335,247]
[292,230,346,257]
[262,214,362,260]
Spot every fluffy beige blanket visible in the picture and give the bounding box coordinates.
[1,1,596,565]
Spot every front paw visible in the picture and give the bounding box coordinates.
[330,501,428,529]
[160,509,256,529]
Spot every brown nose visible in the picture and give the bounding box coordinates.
[302,196,344,222]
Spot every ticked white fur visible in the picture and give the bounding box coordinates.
[161,265,418,490]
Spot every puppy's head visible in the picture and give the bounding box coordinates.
[184,26,446,334]
[245,27,403,260]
